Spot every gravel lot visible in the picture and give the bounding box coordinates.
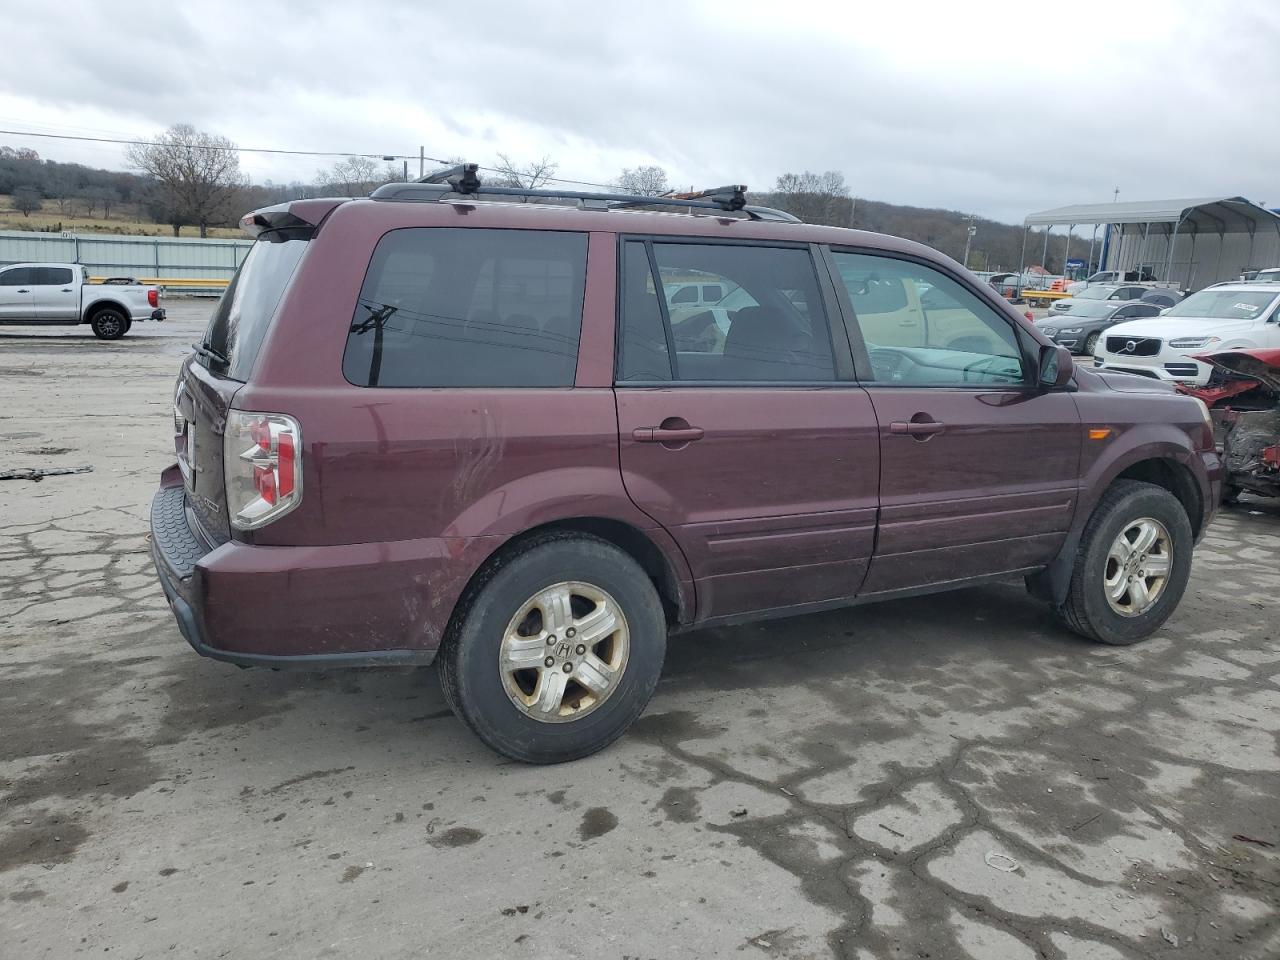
[2,302,1278,959]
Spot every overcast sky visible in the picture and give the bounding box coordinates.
[0,0,1274,224]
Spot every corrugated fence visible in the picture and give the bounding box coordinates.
[0,230,252,291]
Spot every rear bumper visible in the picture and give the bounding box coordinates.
[150,476,452,668]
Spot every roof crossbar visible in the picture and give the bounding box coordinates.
[378,164,798,222]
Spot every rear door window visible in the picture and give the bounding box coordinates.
[616,241,835,383]
[34,267,74,285]
[343,228,587,388]
[204,239,309,380]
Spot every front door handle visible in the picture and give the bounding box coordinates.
[16,288,28,293]
[633,425,705,443]
[890,419,946,438]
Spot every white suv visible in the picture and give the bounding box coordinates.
[1093,284,1280,385]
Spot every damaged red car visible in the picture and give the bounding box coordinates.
[1184,348,1280,502]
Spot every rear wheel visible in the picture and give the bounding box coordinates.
[1056,480,1193,645]
[90,308,128,340]
[438,534,666,763]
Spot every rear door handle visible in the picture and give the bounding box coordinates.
[16,288,28,293]
[890,420,946,437]
[633,426,705,443]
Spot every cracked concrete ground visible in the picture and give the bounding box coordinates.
[2,304,1278,959]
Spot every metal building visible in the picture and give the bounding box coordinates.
[1021,197,1280,291]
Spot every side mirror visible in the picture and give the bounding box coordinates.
[1039,343,1074,389]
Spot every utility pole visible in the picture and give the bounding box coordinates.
[961,215,978,269]
[419,146,425,179]
[1113,187,1120,202]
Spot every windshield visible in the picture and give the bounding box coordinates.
[203,238,308,380]
[1256,269,1280,283]
[1163,289,1279,321]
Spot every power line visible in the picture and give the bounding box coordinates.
[0,127,620,190]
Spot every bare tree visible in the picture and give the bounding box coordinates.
[126,124,243,237]
[615,165,669,197]
[771,171,851,226]
[492,153,558,189]
[12,185,41,217]
[317,155,381,197]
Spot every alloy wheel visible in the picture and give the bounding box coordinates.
[498,581,630,723]
[1103,517,1172,617]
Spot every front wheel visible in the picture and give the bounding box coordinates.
[438,534,667,763]
[1083,331,1100,355]
[90,308,128,340]
[1056,480,1193,645]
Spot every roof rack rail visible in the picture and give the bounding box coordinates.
[371,165,800,222]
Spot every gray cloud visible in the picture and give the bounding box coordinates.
[0,0,1274,223]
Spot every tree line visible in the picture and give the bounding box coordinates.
[1,127,1079,268]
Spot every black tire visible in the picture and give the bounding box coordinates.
[90,308,128,340]
[1056,480,1193,645]
[1084,331,1100,355]
[438,533,667,763]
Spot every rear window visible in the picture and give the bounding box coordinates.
[343,228,587,388]
[204,239,308,380]
[35,266,73,285]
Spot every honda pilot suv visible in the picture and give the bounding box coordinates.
[151,168,1222,763]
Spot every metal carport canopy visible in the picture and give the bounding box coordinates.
[1023,196,1280,231]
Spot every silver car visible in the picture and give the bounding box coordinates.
[1049,283,1153,316]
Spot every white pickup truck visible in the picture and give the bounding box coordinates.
[0,262,164,339]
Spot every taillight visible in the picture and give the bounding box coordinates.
[224,411,302,530]
[148,288,159,308]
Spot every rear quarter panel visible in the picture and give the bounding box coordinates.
[230,207,695,647]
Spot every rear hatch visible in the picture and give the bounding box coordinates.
[174,221,315,544]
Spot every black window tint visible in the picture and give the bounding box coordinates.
[34,267,73,285]
[670,285,697,304]
[703,284,723,302]
[617,241,673,381]
[205,238,308,381]
[0,267,35,286]
[343,228,586,388]
[649,243,834,382]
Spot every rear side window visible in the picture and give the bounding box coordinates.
[343,228,587,388]
[617,240,834,383]
[204,239,308,381]
[34,266,73,285]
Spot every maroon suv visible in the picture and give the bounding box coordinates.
[151,171,1221,763]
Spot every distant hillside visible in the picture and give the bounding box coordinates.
[753,190,1080,273]
[0,144,1085,267]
